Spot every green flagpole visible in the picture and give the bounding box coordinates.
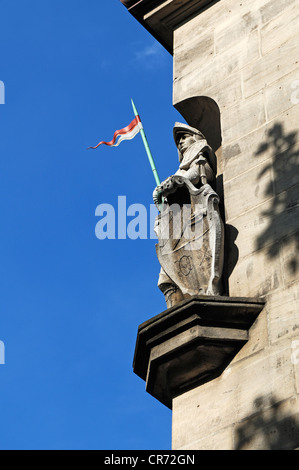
[131,99,161,187]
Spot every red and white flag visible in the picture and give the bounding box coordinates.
[88,115,143,149]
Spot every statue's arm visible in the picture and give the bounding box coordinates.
[153,160,202,207]
[177,161,200,185]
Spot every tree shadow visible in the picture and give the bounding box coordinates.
[235,394,299,450]
[254,123,299,275]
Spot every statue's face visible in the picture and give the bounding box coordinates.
[177,133,197,155]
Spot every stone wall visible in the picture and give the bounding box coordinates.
[172,0,299,450]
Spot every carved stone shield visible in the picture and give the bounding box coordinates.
[155,180,224,297]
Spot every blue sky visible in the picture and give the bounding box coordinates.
[0,0,186,450]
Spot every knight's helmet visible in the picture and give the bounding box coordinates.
[173,122,217,177]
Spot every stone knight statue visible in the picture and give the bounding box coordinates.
[153,122,224,308]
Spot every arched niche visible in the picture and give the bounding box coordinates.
[174,95,232,293]
[174,96,222,153]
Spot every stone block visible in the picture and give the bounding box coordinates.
[229,307,268,364]
[173,0,226,50]
[223,106,299,182]
[266,283,299,345]
[228,243,282,298]
[233,395,299,450]
[265,69,299,121]
[260,0,297,25]
[173,30,260,105]
[174,425,234,451]
[280,231,299,286]
[214,9,260,55]
[225,186,299,261]
[261,2,299,55]
[242,40,299,98]
[223,127,271,180]
[174,70,243,114]
[223,157,273,222]
[221,92,266,144]
[172,340,296,449]
[174,32,214,79]
[272,149,299,196]
[204,71,243,111]
[293,341,299,394]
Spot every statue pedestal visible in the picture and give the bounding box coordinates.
[133,295,265,409]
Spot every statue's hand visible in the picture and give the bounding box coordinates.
[153,185,163,208]
[153,177,173,200]
[159,175,186,196]
[161,176,174,190]
[153,176,186,208]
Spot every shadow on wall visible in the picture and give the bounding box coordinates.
[223,224,239,295]
[234,395,299,450]
[254,122,299,275]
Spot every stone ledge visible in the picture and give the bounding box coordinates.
[120,0,218,54]
[133,295,265,408]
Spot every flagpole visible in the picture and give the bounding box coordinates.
[131,99,161,187]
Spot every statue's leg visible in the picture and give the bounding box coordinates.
[158,268,184,308]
